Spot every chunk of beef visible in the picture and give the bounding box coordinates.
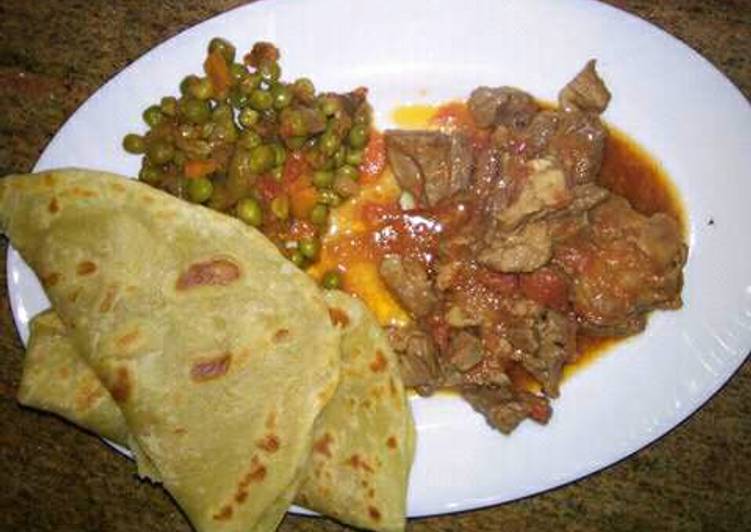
[387,325,442,395]
[446,330,484,371]
[379,254,437,318]
[554,196,687,335]
[468,87,539,129]
[461,385,552,433]
[478,220,553,273]
[548,111,608,184]
[385,130,473,206]
[520,309,576,397]
[559,60,611,114]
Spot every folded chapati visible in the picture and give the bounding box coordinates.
[1,169,341,532]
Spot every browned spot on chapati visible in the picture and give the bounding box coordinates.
[234,491,247,503]
[76,261,97,275]
[233,455,267,505]
[110,182,126,192]
[265,411,277,430]
[42,272,60,287]
[176,258,241,290]
[75,382,104,410]
[213,505,233,520]
[369,350,387,373]
[272,328,289,342]
[328,307,349,327]
[116,329,140,348]
[43,174,55,187]
[107,367,131,402]
[368,506,381,522]
[48,198,59,213]
[174,427,187,435]
[368,488,375,499]
[256,433,280,453]
[69,186,97,198]
[58,367,70,379]
[99,286,118,313]
[387,436,397,449]
[313,433,333,458]
[346,454,374,473]
[389,376,398,397]
[190,353,231,382]
[68,288,81,303]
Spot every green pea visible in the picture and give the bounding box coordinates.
[321,270,342,290]
[332,145,347,168]
[312,170,334,189]
[353,108,370,126]
[345,149,363,166]
[285,136,307,150]
[147,140,175,165]
[289,249,307,268]
[179,98,211,125]
[249,89,273,111]
[180,75,199,96]
[336,164,360,182]
[318,189,342,206]
[309,203,329,225]
[238,107,260,128]
[160,96,178,117]
[212,103,234,122]
[292,77,315,102]
[319,131,340,156]
[139,166,162,184]
[187,177,214,203]
[270,194,290,219]
[229,88,249,109]
[238,129,262,150]
[230,62,248,83]
[272,85,293,109]
[299,237,320,259]
[189,77,213,100]
[348,124,369,149]
[249,144,275,174]
[122,133,146,154]
[236,197,262,226]
[271,143,287,167]
[239,73,262,95]
[258,61,281,82]
[143,105,164,128]
[208,37,236,64]
[173,150,187,167]
[270,166,283,181]
[320,96,340,116]
[229,148,253,184]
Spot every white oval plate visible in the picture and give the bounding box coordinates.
[7,0,751,518]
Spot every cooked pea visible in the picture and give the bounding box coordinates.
[229,88,249,109]
[333,174,360,198]
[236,197,262,226]
[187,177,214,203]
[199,122,215,138]
[179,98,211,125]
[229,149,254,182]
[230,62,248,83]
[258,61,281,82]
[309,203,328,225]
[292,77,315,102]
[143,105,164,127]
[249,144,275,174]
[319,130,340,156]
[289,249,306,268]
[238,129,262,150]
[208,37,236,64]
[312,170,334,189]
[321,270,342,289]
[212,103,234,122]
[285,136,307,150]
[160,96,178,116]
[320,96,340,116]
[272,85,293,109]
[270,194,290,219]
[353,108,370,126]
[139,166,162,184]
[348,124,369,149]
[318,189,341,206]
[271,143,287,167]
[299,237,320,259]
[249,89,273,111]
[189,77,213,100]
[147,140,175,165]
[238,107,260,128]
[345,149,363,166]
[270,166,283,181]
[336,164,360,182]
[180,75,199,96]
[239,73,262,95]
[332,145,346,168]
[122,133,146,154]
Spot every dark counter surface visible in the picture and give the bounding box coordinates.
[1,1,749,530]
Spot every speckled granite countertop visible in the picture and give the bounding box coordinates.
[0,1,749,530]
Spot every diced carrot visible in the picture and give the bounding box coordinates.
[203,50,232,98]
[288,173,318,219]
[359,131,386,184]
[183,159,218,179]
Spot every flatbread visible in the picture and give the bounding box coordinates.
[1,169,341,532]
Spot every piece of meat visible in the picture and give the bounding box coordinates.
[446,330,484,371]
[554,196,687,335]
[461,385,552,433]
[379,254,437,318]
[479,220,553,273]
[520,310,576,397]
[559,60,611,114]
[467,87,539,129]
[385,130,473,207]
[387,325,442,395]
[548,111,608,185]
